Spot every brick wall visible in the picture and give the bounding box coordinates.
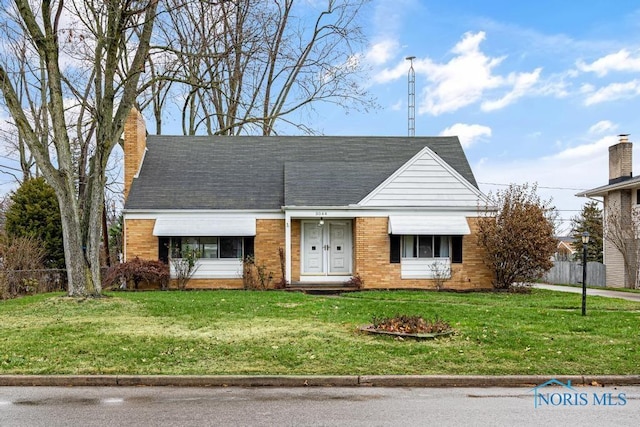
[175,278,243,289]
[354,216,492,290]
[454,217,494,289]
[124,218,285,289]
[123,108,147,201]
[254,219,286,284]
[608,140,633,183]
[133,278,244,290]
[124,219,157,260]
[354,217,397,288]
[291,220,301,282]
[124,216,492,290]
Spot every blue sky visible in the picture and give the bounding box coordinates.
[315,0,640,231]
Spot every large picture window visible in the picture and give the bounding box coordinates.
[168,236,248,259]
[401,235,450,258]
[390,234,462,264]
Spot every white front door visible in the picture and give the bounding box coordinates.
[302,222,324,274]
[302,220,352,277]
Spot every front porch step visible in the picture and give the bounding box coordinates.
[285,282,360,295]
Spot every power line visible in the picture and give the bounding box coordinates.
[478,181,588,191]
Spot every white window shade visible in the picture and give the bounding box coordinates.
[153,217,256,236]
[388,216,470,235]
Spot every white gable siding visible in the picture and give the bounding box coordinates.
[358,147,486,207]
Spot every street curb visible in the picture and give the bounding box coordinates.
[1,375,640,387]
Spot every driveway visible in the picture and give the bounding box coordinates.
[535,284,640,302]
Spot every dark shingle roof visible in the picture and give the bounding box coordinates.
[125,135,477,210]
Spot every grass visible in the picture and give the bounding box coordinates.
[0,289,639,376]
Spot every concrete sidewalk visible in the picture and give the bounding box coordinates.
[535,283,640,302]
[1,374,640,388]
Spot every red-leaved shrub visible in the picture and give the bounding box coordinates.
[103,257,170,290]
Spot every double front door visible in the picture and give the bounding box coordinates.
[302,220,352,276]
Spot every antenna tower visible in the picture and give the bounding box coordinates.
[406,56,416,137]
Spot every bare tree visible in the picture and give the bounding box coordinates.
[0,0,159,297]
[0,0,372,297]
[146,0,374,135]
[0,26,39,180]
[604,201,640,289]
[477,183,558,290]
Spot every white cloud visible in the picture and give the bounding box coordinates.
[577,49,640,76]
[474,154,607,233]
[550,136,616,160]
[390,99,403,111]
[419,32,546,115]
[583,80,640,106]
[363,0,419,71]
[365,39,399,66]
[370,31,546,115]
[372,60,409,84]
[481,68,542,111]
[528,131,543,139]
[418,32,505,115]
[440,123,491,148]
[588,120,617,135]
[580,83,595,94]
[474,135,623,227]
[474,150,607,225]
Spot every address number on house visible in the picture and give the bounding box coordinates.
[315,211,328,216]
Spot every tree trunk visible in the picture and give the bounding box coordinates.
[56,185,100,297]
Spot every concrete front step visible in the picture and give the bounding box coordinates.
[285,283,360,295]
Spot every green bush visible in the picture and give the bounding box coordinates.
[5,177,65,269]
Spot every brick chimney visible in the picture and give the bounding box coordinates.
[609,134,632,185]
[123,107,147,201]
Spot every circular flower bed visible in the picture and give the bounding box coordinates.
[360,315,454,340]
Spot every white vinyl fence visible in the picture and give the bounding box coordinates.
[543,261,605,287]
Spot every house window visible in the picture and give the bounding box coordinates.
[401,235,450,258]
[168,237,249,259]
[390,235,462,264]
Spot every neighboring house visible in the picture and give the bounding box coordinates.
[122,108,493,290]
[555,237,577,261]
[577,134,640,288]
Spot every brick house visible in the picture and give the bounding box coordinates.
[123,108,493,290]
[577,134,640,288]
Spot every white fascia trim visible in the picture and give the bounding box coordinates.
[123,209,284,220]
[282,206,484,218]
[357,145,491,206]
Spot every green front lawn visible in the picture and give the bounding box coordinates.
[1,289,638,375]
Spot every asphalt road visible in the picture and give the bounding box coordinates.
[1,386,639,427]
